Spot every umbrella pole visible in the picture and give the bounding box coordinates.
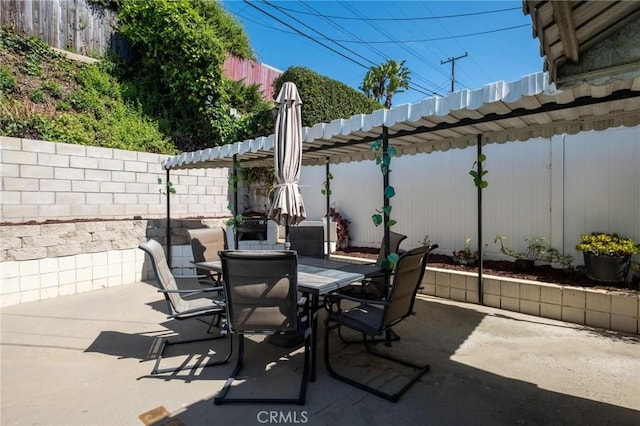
[285,222,290,250]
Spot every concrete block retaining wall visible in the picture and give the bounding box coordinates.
[420,267,640,334]
[0,218,229,307]
[0,136,230,223]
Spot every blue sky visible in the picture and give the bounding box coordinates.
[220,0,544,106]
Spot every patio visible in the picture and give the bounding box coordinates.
[2,279,638,425]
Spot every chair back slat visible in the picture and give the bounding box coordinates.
[139,239,187,313]
[289,226,324,258]
[383,246,430,328]
[188,227,227,277]
[220,250,299,333]
[375,231,408,266]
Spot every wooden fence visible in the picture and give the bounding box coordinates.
[0,0,129,57]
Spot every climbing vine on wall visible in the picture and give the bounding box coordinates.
[370,139,400,269]
[226,161,243,230]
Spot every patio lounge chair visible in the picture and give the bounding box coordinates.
[139,239,232,375]
[323,245,434,402]
[187,227,227,285]
[214,250,310,405]
[289,225,325,258]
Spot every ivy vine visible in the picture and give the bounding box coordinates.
[157,178,176,195]
[370,139,400,269]
[469,154,489,189]
[225,161,243,230]
[321,171,333,196]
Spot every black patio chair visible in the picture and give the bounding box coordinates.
[339,231,408,299]
[214,250,310,405]
[324,245,434,402]
[139,239,232,375]
[187,227,227,286]
[289,225,325,258]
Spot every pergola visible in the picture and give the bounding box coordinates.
[162,70,640,302]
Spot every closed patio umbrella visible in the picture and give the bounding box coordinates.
[269,82,306,249]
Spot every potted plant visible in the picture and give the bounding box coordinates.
[494,235,573,271]
[326,207,351,250]
[452,238,478,267]
[575,232,640,283]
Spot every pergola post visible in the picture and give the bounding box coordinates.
[383,126,390,287]
[477,134,484,305]
[325,157,331,258]
[165,169,172,268]
[233,155,239,250]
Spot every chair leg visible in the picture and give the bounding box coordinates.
[214,334,309,405]
[324,319,430,402]
[151,323,233,375]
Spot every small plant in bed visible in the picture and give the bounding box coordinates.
[452,238,478,267]
[494,235,573,271]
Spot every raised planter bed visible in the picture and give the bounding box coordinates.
[333,248,639,335]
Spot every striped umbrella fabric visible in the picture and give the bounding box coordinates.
[269,82,306,244]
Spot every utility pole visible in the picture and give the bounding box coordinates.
[441,52,468,93]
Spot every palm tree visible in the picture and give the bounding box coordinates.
[360,59,411,108]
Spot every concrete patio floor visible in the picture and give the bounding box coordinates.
[1,280,639,426]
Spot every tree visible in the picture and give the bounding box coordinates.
[117,0,263,151]
[360,59,411,109]
[274,67,381,127]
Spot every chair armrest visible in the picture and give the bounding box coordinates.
[173,273,205,279]
[331,292,388,306]
[168,304,225,319]
[158,286,223,295]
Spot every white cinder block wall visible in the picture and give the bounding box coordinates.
[1,246,148,307]
[0,136,230,223]
[0,137,232,307]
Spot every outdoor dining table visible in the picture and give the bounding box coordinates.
[193,256,384,382]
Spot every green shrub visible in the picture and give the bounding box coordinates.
[1,26,176,154]
[95,103,176,153]
[274,67,383,127]
[117,0,257,151]
[0,65,17,93]
[29,89,46,103]
[56,100,71,111]
[40,81,62,98]
[76,64,119,98]
[575,232,640,256]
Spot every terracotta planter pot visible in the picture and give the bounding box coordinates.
[583,252,630,283]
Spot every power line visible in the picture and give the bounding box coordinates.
[223,4,529,46]
[325,24,530,44]
[293,0,442,97]
[267,5,522,21]
[262,0,377,68]
[243,0,440,98]
[240,0,372,69]
[337,1,448,95]
[420,1,485,89]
